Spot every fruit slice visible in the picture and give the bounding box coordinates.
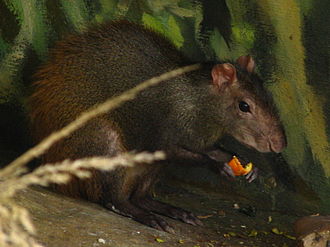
[228,156,253,176]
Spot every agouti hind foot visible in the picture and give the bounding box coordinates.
[136,214,175,233]
[105,201,175,233]
[132,196,203,226]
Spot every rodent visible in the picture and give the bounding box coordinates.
[28,20,287,232]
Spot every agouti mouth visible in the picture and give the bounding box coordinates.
[242,140,274,154]
[268,142,277,153]
[268,134,287,153]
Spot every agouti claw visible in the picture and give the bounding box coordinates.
[164,225,175,234]
[156,219,175,234]
[138,214,175,233]
[182,212,204,226]
[221,163,236,179]
[164,205,203,226]
[193,217,204,226]
[245,167,258,183]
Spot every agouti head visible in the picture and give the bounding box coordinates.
[211,55,287,153]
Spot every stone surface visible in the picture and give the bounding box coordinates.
[294,216,330,247]
[14,181,300,247]
[15,186,219,247]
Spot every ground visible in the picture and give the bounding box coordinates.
[14,178,300,247]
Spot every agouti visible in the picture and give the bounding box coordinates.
[28,20,286,232]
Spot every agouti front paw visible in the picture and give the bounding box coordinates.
[135,214,175,233]
[221,162,258,183]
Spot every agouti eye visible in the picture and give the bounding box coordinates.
[239,101,250,112]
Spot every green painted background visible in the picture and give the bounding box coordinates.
[0,0,329,210]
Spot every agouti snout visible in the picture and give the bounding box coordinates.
[209,56,287,153]
[28,20,286,232]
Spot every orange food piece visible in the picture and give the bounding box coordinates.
[228,156,253,176]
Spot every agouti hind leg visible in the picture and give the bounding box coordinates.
[103,165,175,233]
[47,119,176,232]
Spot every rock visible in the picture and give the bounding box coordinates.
[14,186,219,247]
[294,215,330,247]
[10,180,300,247]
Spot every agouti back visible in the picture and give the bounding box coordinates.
[28,20,286,232]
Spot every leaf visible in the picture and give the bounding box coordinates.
[271,227,283,235]
[248,230,258,237]
[155,238,165,243]
[224,232,237,237]
[231,23,255,46]
[268,216,272,223]
[142,13,165,33]
[167,15,184,48]
[210,29,232,60]
[284,234,296,240]
[197,214,213,219]
[142,13,183,48]
[146,0,177,12]
[169,6,195,17]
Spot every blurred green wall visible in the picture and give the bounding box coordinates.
[0,0,329,209]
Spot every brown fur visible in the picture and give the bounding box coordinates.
[28,20,286,231]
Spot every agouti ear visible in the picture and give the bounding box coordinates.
[211,63,237,90]
[236,55,255,73]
